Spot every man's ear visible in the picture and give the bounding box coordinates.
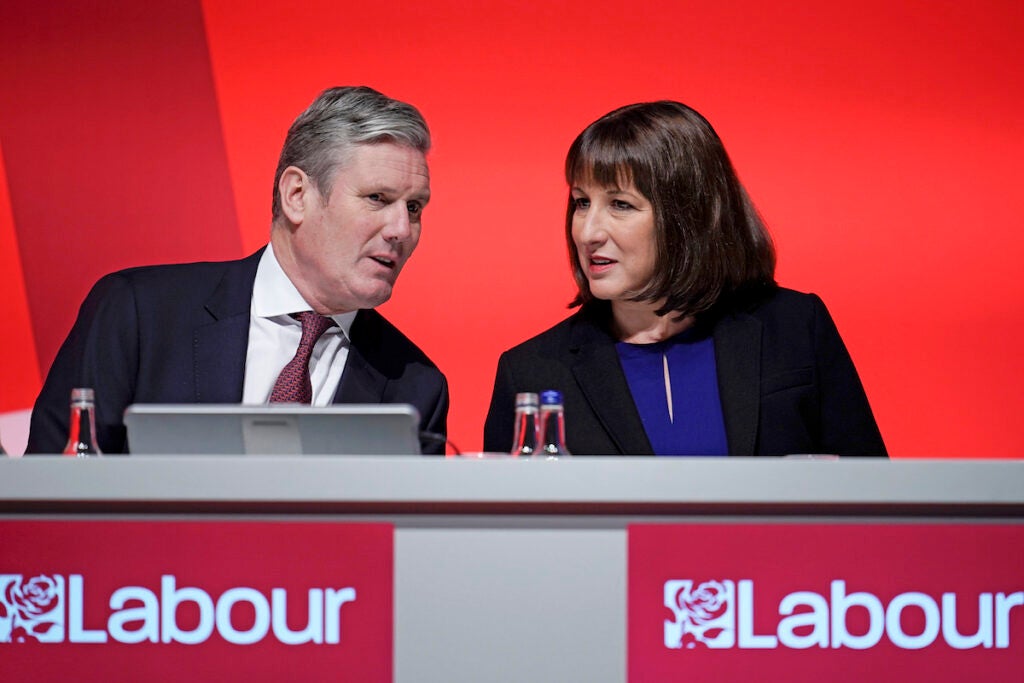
[279,166,313,225]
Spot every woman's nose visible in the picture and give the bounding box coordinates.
[576,208,607,244]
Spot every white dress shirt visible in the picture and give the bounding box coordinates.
[242,244,357,405]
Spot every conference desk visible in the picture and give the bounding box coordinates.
[1,456,1022,682]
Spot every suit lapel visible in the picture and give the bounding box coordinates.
[333,310,387,403]
[713,311,761,455]
[194,250,263,403]
[569,313,653,454]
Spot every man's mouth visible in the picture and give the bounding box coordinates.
[370,256,396,268]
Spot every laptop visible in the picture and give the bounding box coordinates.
[123,403,422,456]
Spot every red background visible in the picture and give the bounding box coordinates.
[0,520,393,681]
[629,523,1024,682]
[2,1,1022,456]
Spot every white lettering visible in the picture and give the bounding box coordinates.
[664,579,1024,652]
[108,586,159,643]
[324,587,357,645]
[996,592,1024,648]
[830,580,883,649]
[160,575,214,644]
[272,588,324,645]
[778,591,829,649]
[736,580,777,648]
[68,574,107,643]
[216,588,270,645]
[34,574,372,647]
[885,592,939,649]
[942,592,992,649]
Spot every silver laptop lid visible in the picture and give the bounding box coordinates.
[123,404,422,456]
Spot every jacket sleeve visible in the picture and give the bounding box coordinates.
[26,273,140,454]
[811,294,888,456]
[482,353,516,454]
[418,374,450,456]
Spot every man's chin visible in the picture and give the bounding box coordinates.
[316,288,391,314]
[353,286,394,310]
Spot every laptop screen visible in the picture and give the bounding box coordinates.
[123,404,422,456]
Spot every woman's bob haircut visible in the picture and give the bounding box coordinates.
[565,100,776,318]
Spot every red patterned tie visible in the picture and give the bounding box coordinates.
[269,312,335,404]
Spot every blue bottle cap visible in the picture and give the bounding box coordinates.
[540,390,563,405]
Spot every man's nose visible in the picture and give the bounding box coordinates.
[383,204,413,242]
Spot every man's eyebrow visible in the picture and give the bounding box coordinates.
[363,184,431,200]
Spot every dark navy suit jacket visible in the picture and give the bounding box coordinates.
[27,249,448,454]
[483,288,886,457]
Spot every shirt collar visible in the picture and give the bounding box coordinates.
[252,243,357,338]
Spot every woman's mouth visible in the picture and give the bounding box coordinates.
[588,256,615,273]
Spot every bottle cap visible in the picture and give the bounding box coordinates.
[70,387,95,403]
[540,390,563,406]
[515,392,539,408]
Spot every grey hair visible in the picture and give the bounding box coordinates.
[271,86,431,220]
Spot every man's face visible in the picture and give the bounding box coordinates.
[287,143,430,313]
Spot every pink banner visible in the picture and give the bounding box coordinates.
[1,520,393,681]
[629,523,1024,681]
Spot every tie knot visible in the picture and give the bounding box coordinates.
[295,311,335,341]
[268,312,336,404]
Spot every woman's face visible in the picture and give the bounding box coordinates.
[570,177,657,304]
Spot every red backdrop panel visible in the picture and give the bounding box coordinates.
[0,148,40,410]
[2,0,1023,456]
[0,0,243,381]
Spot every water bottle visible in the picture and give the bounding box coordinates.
[510,392,540,456]
[62,387,102,457]
[538,390,571,457]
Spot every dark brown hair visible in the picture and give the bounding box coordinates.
[565,101,776,318]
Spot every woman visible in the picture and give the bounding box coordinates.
[483,101,886,456]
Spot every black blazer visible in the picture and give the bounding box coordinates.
[483,288,886,457]
[27,249,449,454]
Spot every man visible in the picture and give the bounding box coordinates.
[26,86,448,454]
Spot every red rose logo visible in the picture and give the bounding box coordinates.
[665,579,735,649]
[1,574,63,643]
[680,580,728,625]
[6,575,60,621]
[10,625,37,643]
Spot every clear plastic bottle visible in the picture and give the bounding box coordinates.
[510,392,540,456]
[62,387,102,457]
[538,390,572,457]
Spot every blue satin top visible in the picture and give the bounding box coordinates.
[616,330,729,456]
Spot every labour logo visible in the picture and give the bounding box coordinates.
[0,574,65,643]
[664,579,735,649]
